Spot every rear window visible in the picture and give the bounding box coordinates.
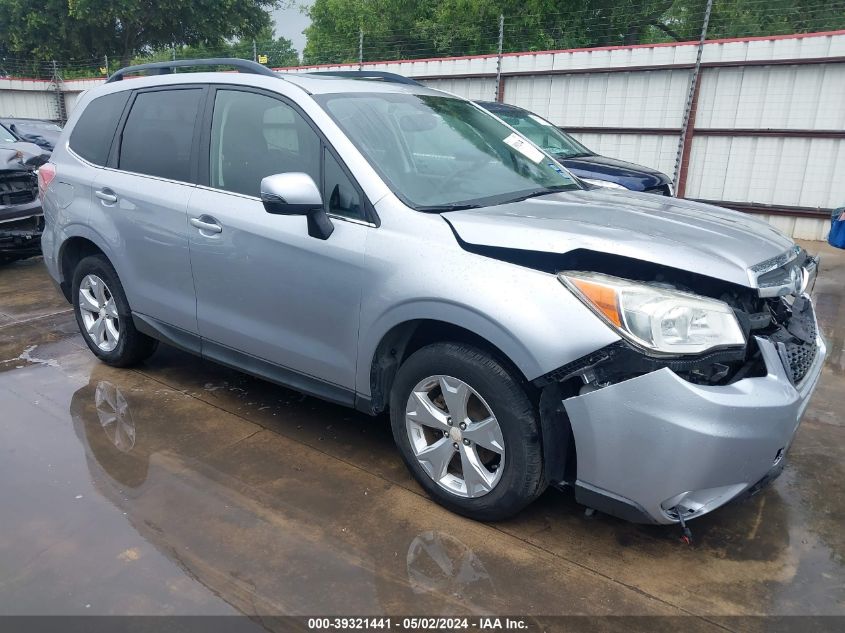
[119,89,203,182]
[68,91,130,165]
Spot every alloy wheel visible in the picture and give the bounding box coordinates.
[405,375,505,498]
[78,274,120,352]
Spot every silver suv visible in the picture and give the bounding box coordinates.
[40,59,825,526]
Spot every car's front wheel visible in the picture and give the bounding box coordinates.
[390,342,546,520]
[72,254,158,367]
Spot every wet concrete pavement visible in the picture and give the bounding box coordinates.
[0,241,843,624]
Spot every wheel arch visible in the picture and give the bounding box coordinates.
[360,311,575,487]
[57,229,117,301]
[359,295,551,415]
[362,317,534,416]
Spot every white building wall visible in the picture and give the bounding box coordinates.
[0,79,58,120]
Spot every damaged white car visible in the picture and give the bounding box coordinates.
[0,131,49,263]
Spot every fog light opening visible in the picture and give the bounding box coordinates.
[673,506,694,546]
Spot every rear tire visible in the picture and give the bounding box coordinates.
[390,342,546,521]
[72,255,158,367]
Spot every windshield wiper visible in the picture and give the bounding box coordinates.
[416,202,482,213]
[500,185,574,204]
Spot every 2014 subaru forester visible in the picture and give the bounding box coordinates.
[39,59,825,526]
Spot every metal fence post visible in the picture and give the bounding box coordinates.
[673,0,714,197]
[358,28,364,70]
[50,60,67,124]
[253,39,257,62]
[494,14,505,102]
[103,55,109,79]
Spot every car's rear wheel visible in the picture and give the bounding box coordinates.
[390,342,546,520]
[72,255,158,366]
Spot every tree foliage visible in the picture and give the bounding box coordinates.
[140,26,300,70]
[0,0,277,65]
[302,0,845,64]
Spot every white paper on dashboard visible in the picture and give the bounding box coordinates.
[502,133,544,163]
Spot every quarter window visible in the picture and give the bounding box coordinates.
[323,149,364,221]
[119,89,202,182]
[210,89,320,197]
[69,91,130,166]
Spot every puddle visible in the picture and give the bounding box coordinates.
[0,249,843,618]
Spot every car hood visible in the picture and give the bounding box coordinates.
[0,141,50,168]
[443,189,795,288]
[561,154,668,178]
[558,154,670,191]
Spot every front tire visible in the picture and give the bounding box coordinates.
[72,255,158,367]
[390,342,546,521]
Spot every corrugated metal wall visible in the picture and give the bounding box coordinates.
[503,70,690,128]
[0,79,59,120]
[4,32,843,240]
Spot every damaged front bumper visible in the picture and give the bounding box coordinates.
[0,215,43,258]
[561,302,826,525]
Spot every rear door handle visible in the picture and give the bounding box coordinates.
[190,216,223,234]
[95,188,118,204]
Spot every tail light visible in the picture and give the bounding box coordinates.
[37,162,56,202]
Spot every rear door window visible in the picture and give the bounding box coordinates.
[118,89,203,182]
[68,91,130,166]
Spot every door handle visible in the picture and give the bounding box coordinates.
[95,188,118,204]
[190,216,223,234]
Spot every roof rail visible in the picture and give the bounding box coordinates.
[106,58,277,83]
[303,70,422,86]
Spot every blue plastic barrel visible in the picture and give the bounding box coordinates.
[830,207,845,249]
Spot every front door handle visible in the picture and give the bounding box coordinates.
[190,216,223,234]
[95,188,118,204]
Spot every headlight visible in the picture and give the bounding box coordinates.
[580,178,628,190]
[559,271,745,355]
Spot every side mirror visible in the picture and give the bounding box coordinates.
[260,172,334,240]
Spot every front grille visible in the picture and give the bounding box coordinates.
[769,296,819,385]
[780,325,818,384]
[0,172,37,206]
[2,189,36,205]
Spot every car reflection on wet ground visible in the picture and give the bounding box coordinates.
[0,241,842,624]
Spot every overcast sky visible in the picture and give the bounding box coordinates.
[272,2,313,57]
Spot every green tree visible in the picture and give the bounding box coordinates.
[154,25,300,69]
[0,0,277,66]
[304,0,440,64]
[302,0,845,65]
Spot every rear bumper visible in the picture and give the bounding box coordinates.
[563,318,826,525]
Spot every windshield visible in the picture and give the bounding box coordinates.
[0,124,17,143]
[489,108,592,159]
[316,93,579,210]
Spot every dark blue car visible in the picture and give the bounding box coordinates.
[476,101,673,196]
